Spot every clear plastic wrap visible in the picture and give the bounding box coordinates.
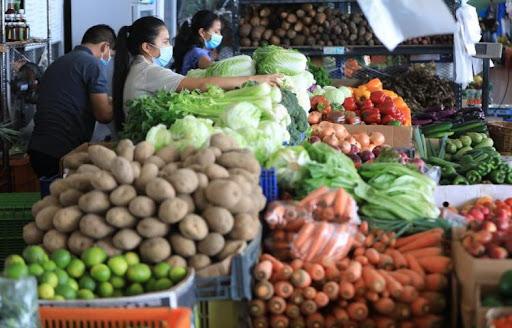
[300,187,360,225]
[264,201,312,231]
[0,277,40,328]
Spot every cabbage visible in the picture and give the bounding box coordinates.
[168,115,215,150]
[205,55,255,77]
[145,124,172,151]
[221,102,261,130]
[270,86,282,104]
[239,122,289,163]
[339,86,352,98]
[187,68,206,78]
[266,146,312,190]
[283,71,316,92]
[254,45,308,76]
[323,86,346,104]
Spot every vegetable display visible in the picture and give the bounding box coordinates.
[281,89,309,145]
[307,60,331,88]
[186,55,256,78]
[481,270,512,308]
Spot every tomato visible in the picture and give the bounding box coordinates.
[310,95,331,112]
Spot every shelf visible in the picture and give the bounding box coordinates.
[0,39,48,53]
[239,0,355,3]
[239,45,453,56]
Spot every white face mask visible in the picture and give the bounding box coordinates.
[150,43,173,67]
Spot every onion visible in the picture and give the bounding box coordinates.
[333,124,348,140]
[308,111,323,124]
[323,134,339,148]
[318,121,332,129]
[362,144,376,152]
[353,133,370,147]
[321,127,335,138]
[369,132,385,146]
[312,124,323,136]
[347,136,357,144]
[340,141,352,154]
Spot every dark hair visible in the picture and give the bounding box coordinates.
[112,16,166,130]
[173,10,220,74]
[81,24,116,47]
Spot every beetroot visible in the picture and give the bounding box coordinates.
[309,136,321,143]
[348,154,362,168]
[350,145,360,155]
[360,150,375,163]
[372,146,383,158]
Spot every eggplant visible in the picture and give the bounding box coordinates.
[412,118,433,126]
[423,105,444,113]
[413,112,436,120]
[434,108,457,120]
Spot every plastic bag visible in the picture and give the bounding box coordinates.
[291,221,357,263]
[0,277,40,328]
[264,201,312,231]
[300,187,360,225]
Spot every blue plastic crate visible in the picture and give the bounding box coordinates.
[259,168,278,203]
[39,174,60,198]
[195,231,261,301]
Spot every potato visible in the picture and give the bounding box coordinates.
[50,179,69,196]
[205,164,229,180]
[167,169,199,194]
[180,146,196,161]
[23,222,44,244]
[112,229,142,250]
[179,214,208,241]
[134,141,155,163]
[110,157,134,184]
[193,148,216,166]
[95,238,122,257]
[77,164,101,174]
[188,254,211,270]
[129,196,156,218]
[145,156,165,169]
[79,214,114,239]
[32,196,59,217]
[227,168,258,185]
[205,180,242,209]
[67,231,94,255]
[229,175,253,195]
[136,217,169,238]
[65,173,94,191]
[110,185,137,206]
[88,145,116,170]
[229,196,254,214]
[202,207,234,234]
[139,237,171,263]
[209,147,222,158]
[63,152,90,169]
[217,240,247,260]
[193,188,209,211]
[209,133,239,152]
[106,207,137,228]
[135,163,159,190]
[35,205,60,231]
[159,163,179,178]
[177,194,195,213]
[91,170,118,191]
[217,151,260,175]
[145,178,175,202]
[78,191,110,214]
[165,255,187,268]
[43,229,68,253]
[253,192,267,213]
[198,233,225,256]
[197,173,209,189]
[116,139,134,161]
[158,198,189,224]
[53,206,82,233]
[59,189,83,206]
[156,146,179,163]
[169,234,196,258]
[131,162,141,179]
[230,213,261,241]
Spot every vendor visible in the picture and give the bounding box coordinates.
[113,16,280,128]
[173,10,221,75]
[29,25,115,178]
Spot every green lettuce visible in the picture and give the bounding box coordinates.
[186,68,206,78]
[168,115,215,150]
[145,124,171,151]
[205,55,255,77]
[266,146,311,190]
[254,45,308,76]
[221,102,261,130]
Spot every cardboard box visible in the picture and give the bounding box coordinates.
[342,124,413,148]
[434,185,512,208]
[475,284,512,328]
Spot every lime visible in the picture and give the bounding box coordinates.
[169,267,187,284]
[155,278,173,291]
[42,260,57,272]
[153,263,171,279]
[108,256,128,276]
[97,282,114,298]
[4,262,28,279]
[55,269,69,285]
[38,283,55,299]
[67,278,79,291]
[125,283,144,296]
[79,275,96,291]
[40,272,59,288]
[67,259,85,278]
[50,249,72,269]
[5,254,25,266]
[91,264,111,282]
[112,289,124,297]
[124,252,140,266]
[145,278,158,292]
[77,289,95,300]
[55,284,77,300]
[81,247,107,267]
[28,263,44,277]
[23,246,48,264]
[127,264,151,283]
[110,276,125,289]
[52,295,65,301]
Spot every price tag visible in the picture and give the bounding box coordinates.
[323,47,345,55]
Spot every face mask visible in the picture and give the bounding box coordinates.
[100,49,111,66]
[204,32,223,49]
[151,44,173,67]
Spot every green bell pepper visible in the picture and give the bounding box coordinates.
[441,166,457,178]
[476,162,493,176]
[453,175,469,185]
[507,171,512,184]
[489,156,501,169]
[489,170,506,184]
[466,170,482,184]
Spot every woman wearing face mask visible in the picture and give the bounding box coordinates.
[173,10,222,75]
[113,16,281,129]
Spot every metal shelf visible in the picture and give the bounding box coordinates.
[0,39,48,53]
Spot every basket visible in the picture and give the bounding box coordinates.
[259,168,278,203]
[488,121,512,154]
[195,231,261,301]
[39,307,191,328]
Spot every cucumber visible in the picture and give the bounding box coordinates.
[474,137,494,148]
[452,121,486,133]
[454,146,473,160]
[421,122,453,135]
[424,131,455,138]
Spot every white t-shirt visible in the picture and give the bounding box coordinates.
[123,55,185,114]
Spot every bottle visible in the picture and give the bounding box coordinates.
[5,1,15,15]
[18,9,26,40]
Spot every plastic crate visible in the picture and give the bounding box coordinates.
[259,168,278,203]
[195,231,261,301]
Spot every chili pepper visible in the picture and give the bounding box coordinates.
[370,91,386,105]
[343,97,357,112]
[311,95,331,111]
[441,166,457,178]
[490,170,506,184]
[453,175,469,185]
[361,109,381,124]
[466,170,482,184]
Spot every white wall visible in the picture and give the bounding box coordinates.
[25,0,64,43]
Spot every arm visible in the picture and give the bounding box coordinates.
[197,55,213,69]
[177,74,282,92]
[89,93,113,123]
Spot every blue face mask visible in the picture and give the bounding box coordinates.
[100,49,111,66]
[205,32,223,49]
[151,44,173,67]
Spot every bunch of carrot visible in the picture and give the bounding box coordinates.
[251,224,452,328]
[299,187,358,224]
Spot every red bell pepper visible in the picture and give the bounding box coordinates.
[370,91,386,105]
[343,97,357,111]
[361,108,381,124]
[360,99,374,111]
[311,95,331,112]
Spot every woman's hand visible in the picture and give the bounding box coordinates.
[252,74,283,86]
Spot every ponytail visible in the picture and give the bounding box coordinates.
[172,21,193,74]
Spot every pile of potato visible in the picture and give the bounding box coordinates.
[23,134,266,273]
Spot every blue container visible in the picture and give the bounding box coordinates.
[39,175,60,198]
[259,168,278,203]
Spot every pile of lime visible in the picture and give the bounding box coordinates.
[2,245,188,301]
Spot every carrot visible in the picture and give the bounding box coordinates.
[386,249,407,269]
[365,248,381,265]
[261,254,285,273]
[249,299,266,317]
[274,230,286,241]
[344,261,363,282]
[365,234,375,248]
[374,297,395,315]
[397,231,443,253]
[291,269,312,288]
[373,242,387,253]
[339,281,355,300]
[254,260,273,281]
[319,207,335,221]
[411,297,430,316]
[421,292,446,314]
[338,299,348,308]
[253,316,269,328]
[324,265,340,281]
[300,300,317,316]
[293,222,315,250]
[399,322,414,328]
[378,270,403,299]
[299,186,329,207]
[361,318,377,328]
[391,302,411,321]
[354,247,365,257]
[403,247,442,258]
[425,273,447,291]
[333,307,349,322]
[413,315,443,328]
[416,256,452,274]
[353,232,366,248]
[397,269,425,290]
[337,258,351,270]
[363,266,386,293]
[270,314,289,328]
[375,316,396,328]
[405,254,425,276]
[290,290,304,305]
[354,278,366,296]
[323,281,340,300]
[314,291,329,308]
[394,229,443,248]
[304,223,332,262]
[399,285,418,303]
[255,280,274,300]
[319,190,337,207]
[324,315,337,328]
[388,271,411,286]
[348,302,369,321]
[302,286,317,300]
[378,254,394,270]
[291,259,304,270]
[307,313,325,328]
[268,296,287,315]
[344,321,359,328]
[334,188,348,218]
[274,281,294,299]
[365,290,379,302]
[290,317,306,328]
[285,303,301,319]
[359,221,369,235]
[304,263,325,281]
[355,255,369,266]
